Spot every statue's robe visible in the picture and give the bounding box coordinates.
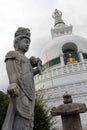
[2,51,38,130]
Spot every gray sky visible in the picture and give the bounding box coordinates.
[1,0,87,91]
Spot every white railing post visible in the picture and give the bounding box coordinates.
[78,50,84,62]
[59,53,64,66]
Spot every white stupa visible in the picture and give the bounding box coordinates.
[35,9,87,129]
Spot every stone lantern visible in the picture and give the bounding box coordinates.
[51,92,87,130]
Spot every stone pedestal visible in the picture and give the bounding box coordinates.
[62,114,82,130]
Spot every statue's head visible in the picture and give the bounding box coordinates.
[55,9,58,12]
[14,27,31,50]
[68,53,73,58]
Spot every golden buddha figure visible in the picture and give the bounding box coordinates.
[66,53,78,64]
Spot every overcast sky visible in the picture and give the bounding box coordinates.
[1,0,87,91]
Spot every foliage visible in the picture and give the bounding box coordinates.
[0,92,53,130]
[34,96,53,130]
[0,91,8,128]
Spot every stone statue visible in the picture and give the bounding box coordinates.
[2,27,42,130]
[52,9,65,26]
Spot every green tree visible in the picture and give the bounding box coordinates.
[34,96,53,130]
[0,92,53,130]
[0,91,8,128]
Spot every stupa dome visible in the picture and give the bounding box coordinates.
[41,34,87,64]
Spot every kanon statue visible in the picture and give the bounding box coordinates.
[2,27,42,130]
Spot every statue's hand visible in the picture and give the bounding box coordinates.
[29,56,37,67]
[7,83,19,97]
[37,58,43,75]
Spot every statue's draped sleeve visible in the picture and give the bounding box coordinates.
[5,51,18,84]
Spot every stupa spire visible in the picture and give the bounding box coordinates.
[51,9,73,39]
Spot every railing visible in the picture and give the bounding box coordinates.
[34,61,87,84]
[36,80,87,101]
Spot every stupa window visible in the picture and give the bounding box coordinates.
[49,57,60,67]
[43,57,60,70]
[83,53,87,59]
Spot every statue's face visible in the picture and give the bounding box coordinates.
[68,53,72,57]
[19,38,30,53]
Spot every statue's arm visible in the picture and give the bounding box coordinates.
[6,59,17,84]
[6,59,19,97]
[5,51,19,84]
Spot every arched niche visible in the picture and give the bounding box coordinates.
[62,43,79,65]
[62,42,78,52]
